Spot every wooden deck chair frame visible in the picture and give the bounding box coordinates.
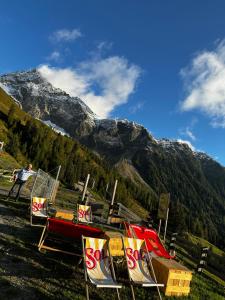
[30,196,49,227]
[82,236,122,300]
[121,237,163,300]
[38,219,81,256]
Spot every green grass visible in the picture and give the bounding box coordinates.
[0,87,30,122]
[0,151,20,170]
[186,233,225,257]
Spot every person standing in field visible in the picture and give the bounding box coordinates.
[7,163,36,201]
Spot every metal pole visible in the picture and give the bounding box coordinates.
[163,208,169,242]
[82,174,90,202]
[158,219,162,235]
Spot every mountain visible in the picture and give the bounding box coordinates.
[0,69,96,138]
[1,69,225,248]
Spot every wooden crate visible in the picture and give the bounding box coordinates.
[55,209,74,221]
[105,231,124,257]
[152,257,192,297]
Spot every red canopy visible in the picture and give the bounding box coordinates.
[47,218,104,239]
[124,222,173,259]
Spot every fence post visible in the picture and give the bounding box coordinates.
[169,232,178,256]
[107,180,118,224]
[82,174,90,202]
[197,247,209,273]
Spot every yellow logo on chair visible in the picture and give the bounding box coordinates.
[78,204,92,223]
[32,197,47,217]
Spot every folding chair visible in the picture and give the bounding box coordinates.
[30,197,48,227]
[77,204,92,223]
[122,237,164,300]
[38,218,103,256]
[82,236,122,300]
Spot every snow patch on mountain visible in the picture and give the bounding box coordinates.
[0,82,22,108]
[42,120,70,136]
[158,138,195,151]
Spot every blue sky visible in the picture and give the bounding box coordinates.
[1,0,225,165]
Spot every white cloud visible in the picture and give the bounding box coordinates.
[38,64,88,96]
[181,40,225,128]
[38,56,141,118]
[185,128,196,141]
[97,41,113,51]
[50,28,82,42]
[180,126,196,141]
[47,51,61,62]
[177,139,195,151]
[129,101,144,114]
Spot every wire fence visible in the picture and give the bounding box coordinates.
[118,203,142,222]
[31,168,59,202]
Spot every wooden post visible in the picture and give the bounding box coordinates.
[111,180,118,207]
[197,247,209,273]
[82,174,90,203]
[91,179,95,189]
[108,241,121,300]
[51,165,61,204]
[55,165,61,181]
[121,238,135,300]
[163,208,169,242]
[145,241,163,300]
[82,237,90,300]
[107,180,118,224]
[30,169,39,226]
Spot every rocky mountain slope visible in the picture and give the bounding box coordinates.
[1,69,225,247]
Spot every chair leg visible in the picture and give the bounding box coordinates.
[130,284,135,300]
[147,252,162,300]
[85,282,89,300]
[38,233,48,252]
[38,225,47,248]
[116,288,121,300]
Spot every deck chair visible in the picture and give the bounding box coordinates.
[30,197,48,227]
[122,237,164,300]
[38,217,104,256]
[82,236,122,300]
[77,204,92,223]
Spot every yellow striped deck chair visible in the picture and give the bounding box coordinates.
[30,197,48,227]
[77,204,92,223]
[123,237,164,300]
[82,236,122,299]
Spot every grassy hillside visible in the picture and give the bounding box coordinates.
[132,144,225,249]
[0,151,20,170]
